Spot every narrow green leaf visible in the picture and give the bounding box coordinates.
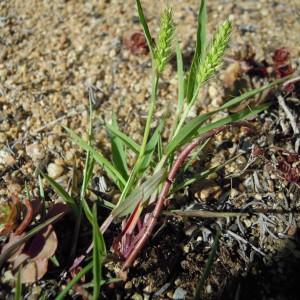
[49,255,60,267]
[56,263,120,300]
[80,152,94,225]
[221,76,289,110]
[176,40,185,116]
[92,204,106,300]
[183,138,210,172]
[186,0,207,103]
[194,231,220,299]
[195,0,207,62]
[135,0,155,54]
[24,182,32,201]
[109,112,129,181]
[167,77,286,155]
[14,267,22,300]
[157,134,163,162]
[38,174,46,219]
[167,103,269,154]
[167,111,212,155]
[106,124,140,154]
[196,103,269,136]
[112,169,166,218]
[43,173,79,216]
[56,262,93,300]
[172,153,242,192]
[65,127,126,190]
[169,40,185,138]
[80,93,96,225]
[138,120,164,173]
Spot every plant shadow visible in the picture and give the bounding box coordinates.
[218,227,300,300]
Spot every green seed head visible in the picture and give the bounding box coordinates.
[154,7,175,74]
[197,20,232,84]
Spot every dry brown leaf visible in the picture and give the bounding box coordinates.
[1,233,26,263]
[9,225,58,283]
[20,259,48,284]
[13,253,29,269]
[32,225,58,261]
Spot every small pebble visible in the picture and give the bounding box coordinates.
[174,278,181,287]
[131,293,143,300]
[243,219,252,228]
[124,281,132,289]
[26,143,45,162]
[47,163,64,179]
[173,287,187,300]
[230,188,239,198]
[183,244,190,253]
[0,133,7,144]
[206,284,212,294]
[143,285,153,293]
[208,85,218,98]
[0,150,15,167]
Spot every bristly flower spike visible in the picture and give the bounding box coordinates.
[197,19,232,84]
[154,7,175,74]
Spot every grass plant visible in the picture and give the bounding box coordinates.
[40,0,290,297]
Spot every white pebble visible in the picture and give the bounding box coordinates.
[0,149,15,167]
[47,163,64,179]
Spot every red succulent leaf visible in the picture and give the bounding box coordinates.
[123,31,149,55]
[272,47,290,64]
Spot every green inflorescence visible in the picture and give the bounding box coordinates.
[197,20,232,85]
[154,8,175,74]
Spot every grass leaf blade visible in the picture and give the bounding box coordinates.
[167,112,212,154]
[56,262,93,300]
[167,76,286,154]
[14,267,22,300]
[109,112,129,181]
[135,0,155,54]
[186,0,207,103]
[112,169,166,218]
[138,120,164,173]
[92,204,106,300]
[43,173,79,215]
[176,41,185,115]
[106,124,140,153]
[194,231,220,299]
[221,76,289,110]
[65,127,126,190]
[168,103,269,154]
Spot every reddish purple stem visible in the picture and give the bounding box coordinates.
[123,122,254,269]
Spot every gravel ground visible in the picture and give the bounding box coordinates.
[0,0,300,299]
